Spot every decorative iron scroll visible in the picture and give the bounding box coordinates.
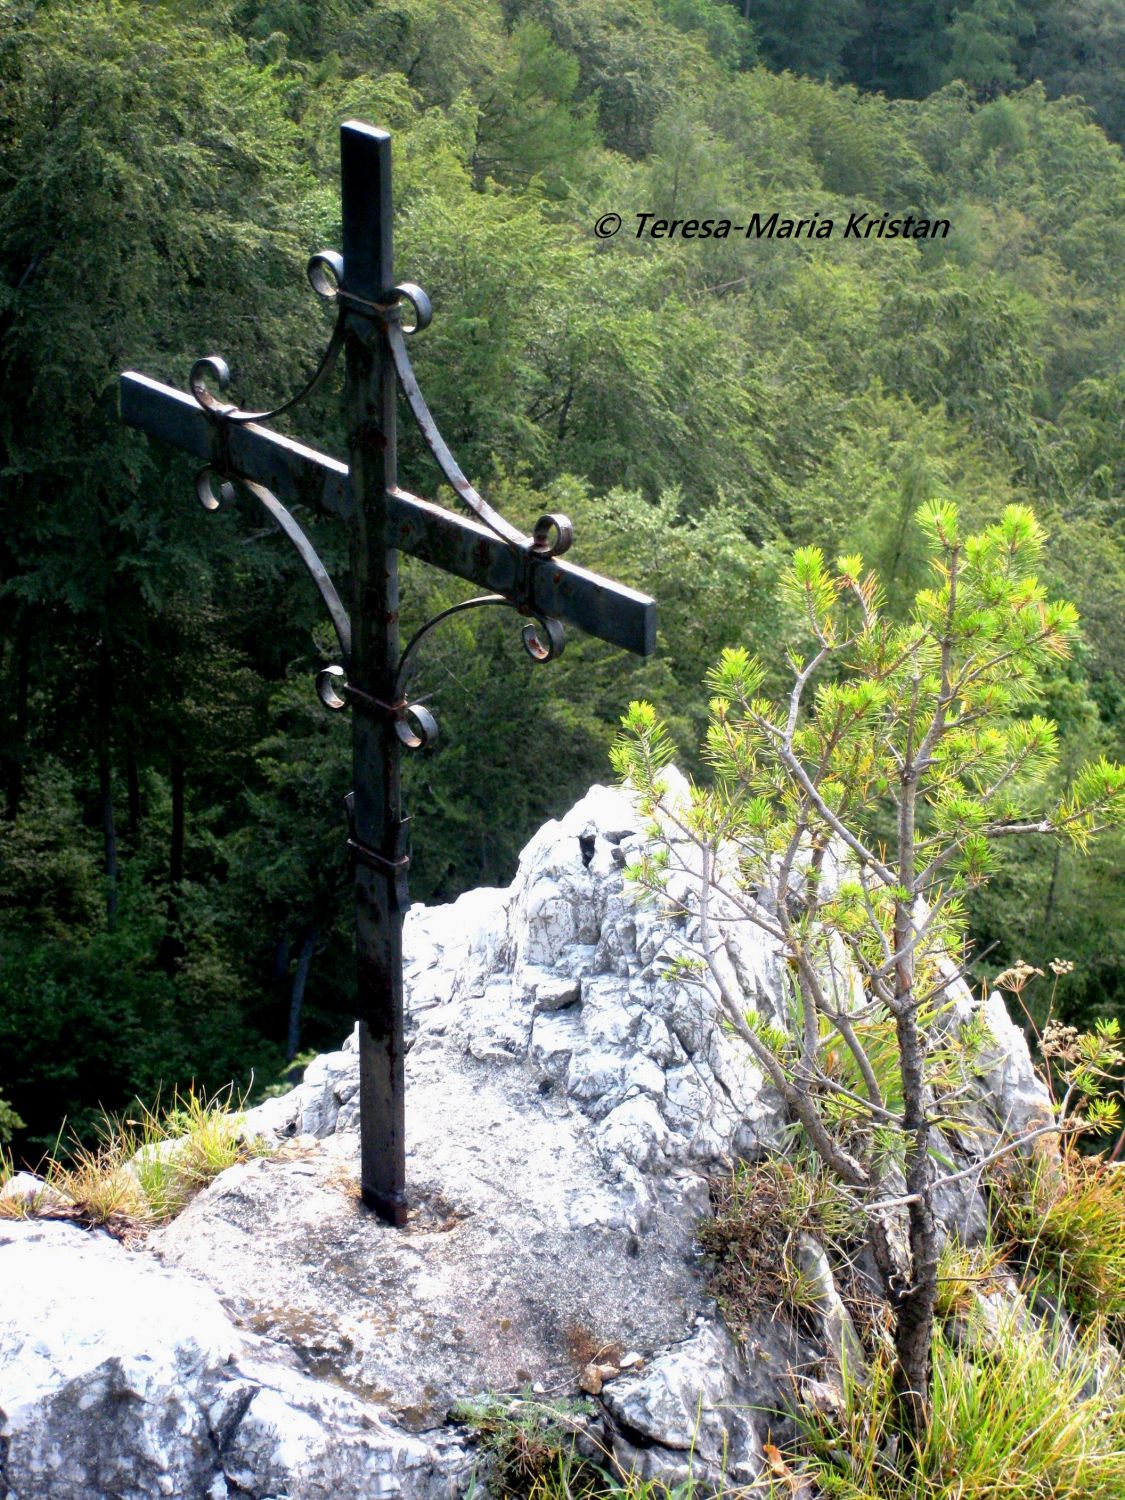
[122,119,657,1226]
[186,251,571,748]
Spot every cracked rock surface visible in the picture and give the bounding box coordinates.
[0,1218,469,1500]
[0,779,1050,1499]
[147,780,785,1486]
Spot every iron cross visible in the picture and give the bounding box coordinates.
[120,122,655,1225]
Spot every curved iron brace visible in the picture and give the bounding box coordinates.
[186,253,569,750]
[386,318,574,562]
[195,467,352,668]
[185,251,572,566]
[315,593,564,753]
[188,314,346,428]
[396,593,564,693]
[187,253,350,426]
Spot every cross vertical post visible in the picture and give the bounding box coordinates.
[339,125,408,1224]
[119,120,656,1229]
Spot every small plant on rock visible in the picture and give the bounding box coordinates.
[700,1151,862,1339]
[613,502,1125,1441]
[3,1083,263,1231]
[451,1395,608,1500]
[993,1148,1125,1341]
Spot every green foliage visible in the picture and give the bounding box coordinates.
[1029,0,1125,143]
[0,760,104,940]
[745,1,1125,146]
[943,0,1033,93]
[791,1316,1125,1499]
[450,1395,606,1500]
[749,0,864,81]
[0,854,284,1151]
[617,506,1125,968]
[123,1083,263,1222]
[3,0,1125,1169]
[0,1093,24,1148]
[616,501,1125,1427]
[993,1150,1125,1340]
[931,1235,1009,1322]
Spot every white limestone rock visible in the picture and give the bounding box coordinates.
[0,1218,466,1500]
[2,779,1056,1499]
[795,1234,866,1377]
[0,1173,68,1212]
[977,990,1055,1138]
[600,1322,765,1488]
[240,781,789,1171]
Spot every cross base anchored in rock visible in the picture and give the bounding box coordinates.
[120,121,655,1223]
[0,779,1053,1497]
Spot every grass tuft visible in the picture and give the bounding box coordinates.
[452,1396,610,1500]
[933,1238,1009,1323]
[993,1150,1125,1339]
[699,1152,862,1337]
[1,1084,264,1232]
[790,1311,1125,1500]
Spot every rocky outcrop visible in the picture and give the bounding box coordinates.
[0,1217,470,1500]
[241,779,789,1179]
[0,778,1051,1500]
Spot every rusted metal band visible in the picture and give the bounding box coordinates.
[346,837,411,874]
[341,681,406,717]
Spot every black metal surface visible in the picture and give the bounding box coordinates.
[121,373,355,521]
[340,123,408,1227]
[118,119,656,1226]
[386,487,656,656]
[120,375,655,656]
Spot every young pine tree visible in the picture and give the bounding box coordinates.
[613,501,1125,1439]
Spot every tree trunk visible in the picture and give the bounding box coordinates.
[287,926,318,1063]
[126,745,142,838]
[170,753,185,888]
[891,999,940,1439]
[96,637,118,932]
[891,768,938,1439]
[157,752,187,973]
[4,608,32,822]
[272,933,290,992]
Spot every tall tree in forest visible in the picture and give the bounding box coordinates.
[0,0,317,883]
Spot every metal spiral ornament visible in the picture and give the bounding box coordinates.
[187,252,351,426]
[531,513,574,558]
[195,466,235,512]
[316,665,349,711]
[186,248,568,745]
[394,701,439,749]
[520,613,565,661]
[315,664,437,750]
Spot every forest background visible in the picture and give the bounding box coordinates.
[2,0,1124,1157]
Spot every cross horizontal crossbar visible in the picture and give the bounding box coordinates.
[121,371,656,658]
